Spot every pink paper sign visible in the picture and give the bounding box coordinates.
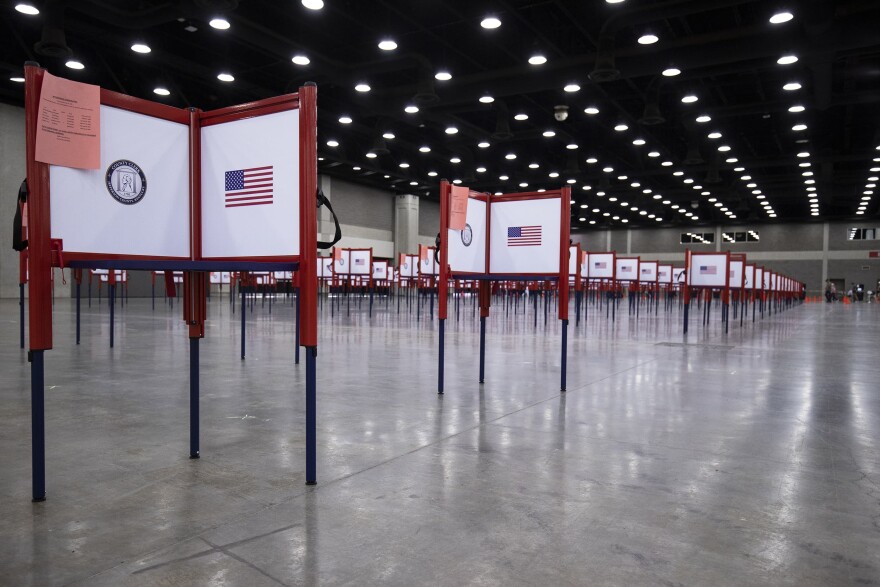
[449,185,469,231]
[35,72,101,169]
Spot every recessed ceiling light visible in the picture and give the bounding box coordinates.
[726,158,738,163]
[352,166,361,171]
[409,181,418,186]
[382,132,395,140]
[529,55,547,65]
[65,60,85,70]
[131,43,151,54]
[586,158,598,164]
[479,95,494,103]
[366,152,377,158]
[355,83,371,92]
[777,55,798,65]
[217,72,234,82]
[662,67,681,77]
[419,146,431,153]
[480,16,501,29]
[450,157,461,163]
[543,130,556,137]
[797,151,810,158]
[788,105,806,113]
[566,143,578,150]
[476,167,487,173]
[338,116,352,124]
[378,39,398,51]
[648,151,660,157]
[153,87,170,96]
[792,124,807,131]
[708,132,722,139]
[15,3,39,15]
[549,172,560,178]
[399,162,410,168]
[292,55,310,65]
[428,171,438,177]
[564,84,581,92]
[783,82,802,91]
[633,139,646,146]
[614,124,628,131]
[681,95,698,103]
[718,145,731,152]
[445,126,458,134]
[514,113,529,121]
[404,105,419,114]
[770,11,794,24]
[434,71,452,81]
[696,115,711,123]
[209,18,230,30]
[499,175,509,180]
[10,76,25,83]
[519,182,529,187]
[673,171,684,176]
[326,139,339,147]
[584,106,600,115]
[638,34,659,45]
[661,161,673,166]
[302,0,324,9]
[602,167,614,173]
[452,179,462,184]
[478,141,490,148]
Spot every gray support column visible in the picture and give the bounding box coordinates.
[715,225,722,252]
[317,175,335,240]
[394,194,419,257]
[821,222,829,283]
[606,231,611,251]
[626,229,631,255]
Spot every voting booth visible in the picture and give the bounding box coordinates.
[684,251,730,333]
[22,64,320,500]
[437,181,571,393]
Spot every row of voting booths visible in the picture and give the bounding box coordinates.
[20,63,321,501]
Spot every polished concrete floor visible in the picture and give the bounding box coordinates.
[1,291,878,586]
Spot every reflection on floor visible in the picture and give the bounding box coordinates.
[1,293,878,586]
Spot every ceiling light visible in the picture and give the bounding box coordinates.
[480,16,501,29]
[355,83,371,92]
[479,95,494,104]
[434,71,452,82]
[529,55,547,65]
[366,152,377,158]
[548,172,560,178]
[519,182,528,188]
[673,171,684,177]
[209,18,230,30]
[409,181,418,186]
[602,167,614,173]
[292,55,310,65]
[352,166,361,171]
[638,34,659,45]
[338,115,352,124]
[648,151,660,157]
[217,72,234,82]
[661,161,673,167]
[614,124,628,131]
[514,113,529,121]
[777,55,798,65]
[788,105,805,113]
[708,132,722,139]
[770,11,794,24]
[14,3,39,15]
[399,163,410,168]
[584,107,600,115]
[499,175,509,180]
[418,146,430,153]
[564,84,581,92]
[302,0,324,9]
[792,124,807,131]
[566,143,578,150]
[718,145,731,152]
[404,105,419,114]
[662,67,681,77]
[378,39,398,51]
[633,139,646,146]
[66,60,85,70]
[505,153,516,160]
[10,76,25,83]
[478,141,490,148]
[797,151,810,158]
[153,87,170,96]
[131,43,151,54]
[445,126,459,134]
[726,158,738,163]
[452,179,462,184]
[783,82,802,91]
[696,115,711,123]
[450,156,461,163]
[586,158,598,164]
[427,171,438,177]
[476,167,487,173]
[681,95,698,103]
[543,130,556,137]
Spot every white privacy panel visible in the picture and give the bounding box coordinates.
[372,261,388,280]
[763,270,771,289]
[615,258,638,282]
[588,253,614,279]
[657,265,672,284]
[400,256,418,278]
[744,265,755,290]
[674,267,687,284]
[729,260,744,289]
[420,253,437,276]
[447,197,487,274]
[568,245,578,276]
[580,252,588,278]
[489,198,561,274]
[639,261,658,283]
[333,249,351,275]
[50,105,190,258]
[318,257,333,278]
[201,109,300,259]
[689,254,728,287]
[349,249,372,275]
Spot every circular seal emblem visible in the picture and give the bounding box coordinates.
[461,223,473,247]
[106,160,146,205]
[338,257,345,266]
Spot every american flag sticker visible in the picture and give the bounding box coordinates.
[507,225,542,246]
[700,265,717,275]
[594,262,607,269]
[355,258,365,266]
[641,268,650,274]
[225,165,273,208]
[621,265,633,272]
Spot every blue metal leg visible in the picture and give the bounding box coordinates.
[31,350,46,502]
[561,319,568,392]
[479,316,486,384]
[109,284,115,348]
[190,337,200,458]
[241,289,246,360]
[438,319,445,394]
[305,347,317,485]
[76,283,81,345]
[683,302,690,334]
